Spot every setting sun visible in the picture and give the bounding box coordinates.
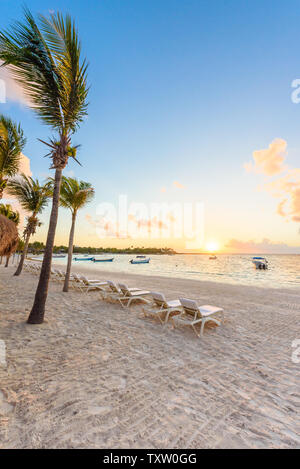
[206,241,220,252]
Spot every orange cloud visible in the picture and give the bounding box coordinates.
[173,181,185,189]
[226,238,300,253]
[244,138,287,176]
[246,140,300,223]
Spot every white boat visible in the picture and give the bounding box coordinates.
[252,257,268,270]
[130,257,150,264]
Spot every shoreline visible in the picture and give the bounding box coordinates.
[1,264,299,448]
[23,253,300,291]
[52,260,300,297]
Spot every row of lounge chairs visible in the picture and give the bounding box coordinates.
[23,262,224,338]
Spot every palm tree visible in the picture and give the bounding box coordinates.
[0,203,20,225]
[58,177,94,292]
[6,174,51,276]
[0,9,88,323]
[0,115,26,199]
[0,203,20,266]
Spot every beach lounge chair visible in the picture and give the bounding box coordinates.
[102,280,140,303]
[118,283,152,307]
[172,298,224,337]
[80,275,108,293]
[143,292,182,324]
[71,274,106,293]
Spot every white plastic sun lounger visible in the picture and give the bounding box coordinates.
[103,280,141,301]
[172,298,224,337]
[118,283,152,307]
[143,292,183,324]
[76,275,108,293]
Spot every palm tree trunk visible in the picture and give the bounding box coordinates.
[14,232,31,276]
[27,168,63,324]
[63,211,76,292]
[5,255,10,267]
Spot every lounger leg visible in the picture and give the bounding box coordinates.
[200,319,206,337]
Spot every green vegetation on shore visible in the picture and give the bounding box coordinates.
[27,241,176,255]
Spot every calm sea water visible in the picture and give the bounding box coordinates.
[44,254,300,289]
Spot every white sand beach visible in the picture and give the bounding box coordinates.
[0,263,299,448]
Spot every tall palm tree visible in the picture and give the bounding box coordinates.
[0,9,89,323]
[58,177,94,292]
[6,174,51,276]
[0,115,26,199]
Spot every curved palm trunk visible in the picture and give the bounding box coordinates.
[14,231,31,276]
[27,168,62,324]
[63,211,76,292]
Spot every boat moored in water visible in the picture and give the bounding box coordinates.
[93,257,114,262]
[74,256,95,261]
[130,257,150,264]
[252,257,268,270]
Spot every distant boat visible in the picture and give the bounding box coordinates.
[74,256,94,261]
[209,255,217,260]
[52,254,66,258]
[93,257,114,263]
[252,257,268,270]
[130,257,150,264]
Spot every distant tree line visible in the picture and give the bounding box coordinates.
[26,242,176,256]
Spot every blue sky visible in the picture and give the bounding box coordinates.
[1,0,300,252]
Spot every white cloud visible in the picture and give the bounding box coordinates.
[0,62,31,106]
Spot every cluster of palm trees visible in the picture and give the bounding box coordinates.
[0,8,92,324]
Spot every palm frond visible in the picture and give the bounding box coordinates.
[0,114,26,177]
[0,8,89,133]
[6,173,51,214]
[59,176,94,213]
[0,203,20,224]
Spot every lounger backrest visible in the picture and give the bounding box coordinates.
[107,280,120,293]
[80,275,88,284]
[118,283,130,296]
[179,298,201,319]
[151,292,167,308]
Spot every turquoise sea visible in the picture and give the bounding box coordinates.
[41,253,300,289]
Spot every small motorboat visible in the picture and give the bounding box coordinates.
[52,254,66,258]
[252,257,268,270]
[209,255,217,260]
[74,256,95,261]
[130,257,150,264]
[92,257,114,263]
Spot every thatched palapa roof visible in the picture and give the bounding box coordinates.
[0,214,19,257]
